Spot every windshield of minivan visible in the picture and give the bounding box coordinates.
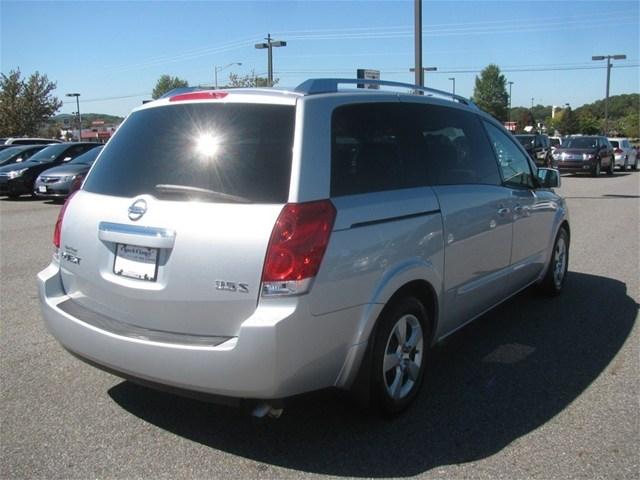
[84,103,295,203]
[27,143,69,163]
[563,137,598,149]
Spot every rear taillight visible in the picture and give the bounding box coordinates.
[614,148,623,154]
[53,191,78,249]
[261,200,336,296]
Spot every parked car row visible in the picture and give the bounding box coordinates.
[0,142,101,199]
[513,132,638,176]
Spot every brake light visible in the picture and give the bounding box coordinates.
[53,191,78,249]
[261,200,336,296]
[169,91,228,102]
[614,148,623,154]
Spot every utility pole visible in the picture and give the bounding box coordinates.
[592,54,626,135]
[409,66,437,86]
[255,34,287,87]
[414,0,423,87]
[508,81,514,125]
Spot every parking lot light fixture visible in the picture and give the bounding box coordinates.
[65,93,81,141]
[592,54,627,135]
[214,62,242,89]
[255,34,287,87]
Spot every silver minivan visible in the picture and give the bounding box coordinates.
[38,79,569,416]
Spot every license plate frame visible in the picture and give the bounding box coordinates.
[113,243,159,282]
[38,185,47,193]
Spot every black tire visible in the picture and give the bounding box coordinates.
[592,160,601,177]
[607,157,615,175]
[632,159,638,171]
[371,296,430,416]
[7,194,19,200]
[539,227,570,296]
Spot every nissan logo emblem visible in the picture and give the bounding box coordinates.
[128,199,147,221]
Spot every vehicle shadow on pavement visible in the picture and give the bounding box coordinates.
[109,272,637,477]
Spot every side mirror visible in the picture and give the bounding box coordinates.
[537,168,561,188]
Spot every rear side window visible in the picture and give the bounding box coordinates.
[331,102,500,196]
[84,103,295,203]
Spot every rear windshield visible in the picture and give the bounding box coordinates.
[84,103,295,203]
[609,140,619,148]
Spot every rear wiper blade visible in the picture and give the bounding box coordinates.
[154,184,251,203]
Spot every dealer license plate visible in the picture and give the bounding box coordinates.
[114,244,158,281]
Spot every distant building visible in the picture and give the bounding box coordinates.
[79,120,119,143]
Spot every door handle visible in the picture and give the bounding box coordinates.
[497,207,510,216]
[513,204,524,214]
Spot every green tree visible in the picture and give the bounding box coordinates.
[517,109,535,132]
[578,110,600,135]
[619,111,639,138]
[472,64,509,121]
[152,75,189,99]
[558,108,579,135]
[0,69,62,136]
[226,70,277,88]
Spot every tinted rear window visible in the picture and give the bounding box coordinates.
[331,102,500,196]
[609,140,619,148]
[84,103,295,203]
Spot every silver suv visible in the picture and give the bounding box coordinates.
[38,79,569,416]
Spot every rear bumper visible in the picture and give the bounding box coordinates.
[38,262,369,400]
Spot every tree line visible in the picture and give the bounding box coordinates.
[1,67,637,138]
[472,64,638,137]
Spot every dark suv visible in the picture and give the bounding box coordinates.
[552,136,615,177]
[515,133,552,167]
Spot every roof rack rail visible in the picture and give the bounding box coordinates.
[295,78,478,108]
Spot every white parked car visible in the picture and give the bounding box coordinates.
[608,137,638,170]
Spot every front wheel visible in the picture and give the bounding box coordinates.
[632,158,638,171]
[607,157,615,175]
[592,160,601,177]
[371,297,430,416]
[539,227,569,296]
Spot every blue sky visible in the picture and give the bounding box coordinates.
[1,0,638,117]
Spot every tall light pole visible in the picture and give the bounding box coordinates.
[592,54,626,135]
[255,34,287,87]
[448,77,455,98]
[508,81,514,125]
[214,62,242,89]
[414,0,423,87]
[409,66,437,86]
[66,93,81,141]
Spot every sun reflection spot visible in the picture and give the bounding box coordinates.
[195,134,220,157]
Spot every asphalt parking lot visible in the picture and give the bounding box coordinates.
[1,172,638,479]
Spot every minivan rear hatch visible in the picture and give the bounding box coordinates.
[59,98,296,338]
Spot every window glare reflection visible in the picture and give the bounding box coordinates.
[195,133,220,158]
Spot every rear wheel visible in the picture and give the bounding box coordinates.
[633,158,638,171]
[371,297,430,416]
[539,227,569,296]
